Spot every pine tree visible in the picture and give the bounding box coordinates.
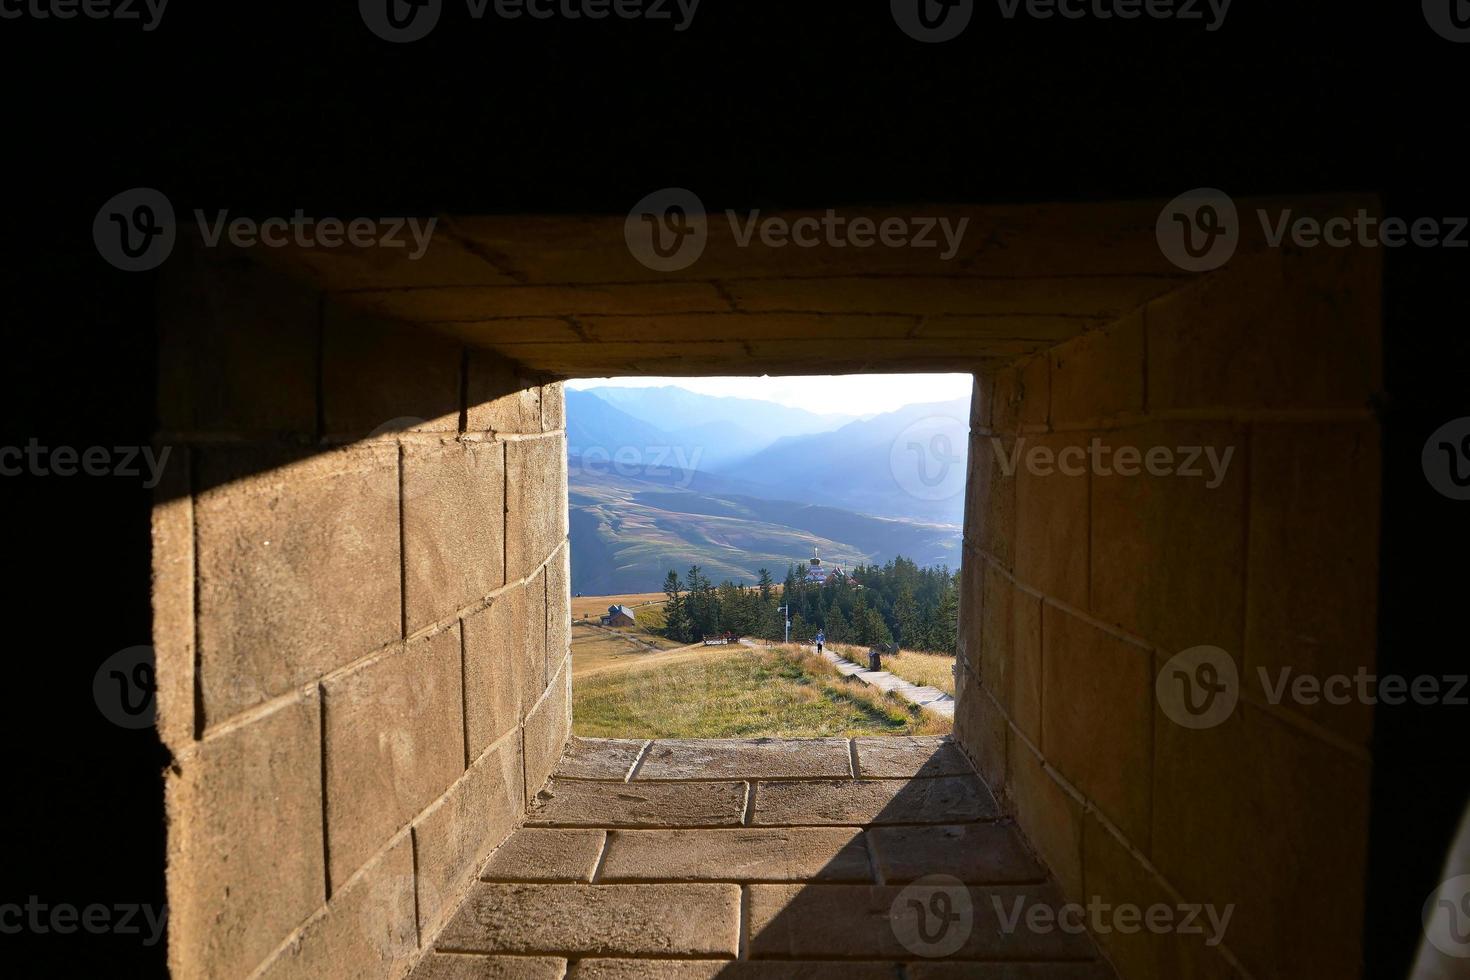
[866,607,893,647]
[893,586,920,650]
[934,579,959,654]
[662,569,690,642]
[826,604,850,644]
[757,567,773,603]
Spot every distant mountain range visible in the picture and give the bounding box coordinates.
[572,387,855,471]
[565,385,969,594]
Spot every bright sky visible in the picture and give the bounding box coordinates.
[565,374,973,416]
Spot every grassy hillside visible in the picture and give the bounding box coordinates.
[569,468,959,594]
[572,641,949,739]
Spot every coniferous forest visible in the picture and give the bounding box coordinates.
[658,556,959,654]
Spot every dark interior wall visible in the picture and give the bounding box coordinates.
[4,6,1466,977]
[1371,206,1470,977]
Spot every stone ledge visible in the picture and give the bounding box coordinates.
[599,828,872,883]
[634,738,852,782]
[436,883,740,958]
[527,779,749,828]
[753,776,999,827]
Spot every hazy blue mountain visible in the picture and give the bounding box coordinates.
[663,418,773,471]
[710,398,970,525]
[567,389,776,488]
[588,386,855,439]
[564,388,671,456]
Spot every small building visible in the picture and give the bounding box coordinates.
[601,604,637,627]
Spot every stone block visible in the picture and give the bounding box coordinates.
[506,434,569,582]
[481,829,607,883]
[1011,589,1044,744]
[546,543,571,684]
[636,738,851,781]
[1147,247,1381,413]
[967,431,1017,570]
[411,954,567,980]
[971,373,992,431]
[1041,605,1153,846]
[1018,352,1050,427]
[554,738,647,781]
[868,823,1044,884]
[1006,732,1084,901]
[1089,420,1247,656]
[978,564,1015,714]
[571,962,899,980]
[523,655,571,802]
[522,570,549,708]
[195,445,400,726]
[150,445,194,751]
[852,736,973,779]
[599,828,871,883]
[253,834,416,980]
[953,670,1007,793]
[1014,432,1090,609]
[1151,700,1370,979]
[466,352,543,435]
[166,691,324,980]
[1244,422,1380,745]
[157,242,318,436]
[436,883,740,957]
[1048,311,1145,425]
[461,595,523,762]
[990,362,1024,433]
[746,883,1095,960]
[1081,813,1238,980]
[542,382,565,432]
[322,304,460,439]
[527,780,747,829]
[413,736,524,938]
[752,776,997,826]
[402,440,505,633]
[323,628,465,887]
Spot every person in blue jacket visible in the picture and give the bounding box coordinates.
[815,629,825,654]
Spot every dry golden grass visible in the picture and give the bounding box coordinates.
[827,643,957,697]
[881,651,957,696]
[571,592,667,621]
[573,643,950,739]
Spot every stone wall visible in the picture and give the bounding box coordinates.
[954,244,1382,979]
[151,242,571,980]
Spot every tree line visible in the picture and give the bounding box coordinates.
[659,555,959,655]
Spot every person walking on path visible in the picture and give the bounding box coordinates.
[815,629,825,654]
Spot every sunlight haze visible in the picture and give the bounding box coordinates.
[565,374,973,416]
